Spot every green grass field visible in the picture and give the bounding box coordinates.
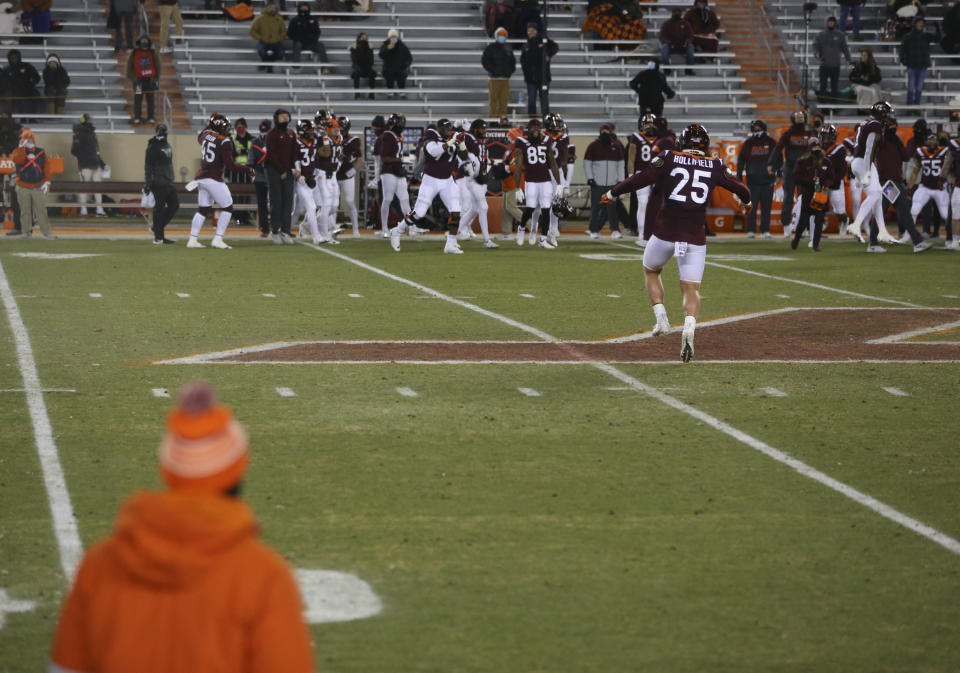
[1,232,959,673]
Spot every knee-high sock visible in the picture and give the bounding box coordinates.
[538,209,550,235]
[215,210,231,236]
[190,213,204,237]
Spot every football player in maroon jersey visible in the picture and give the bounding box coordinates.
[335,115,363,236]
[847,101,898,244]
[627,114,660,244]
[185,113,254,249]
[543,113,570,246]
[378,114,412,240]
[291,119,322,244]
[602,124,750,363]
[456,119,497,248]
[391,117,468,254]
[513,118,563,249]
[907,133,953,238]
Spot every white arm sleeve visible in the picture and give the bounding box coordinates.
[863,132,877,167]
[426,140,445,159]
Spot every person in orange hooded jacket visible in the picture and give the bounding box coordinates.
[49,381,316,673]
[10,127,54,239]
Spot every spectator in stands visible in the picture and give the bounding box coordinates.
[520,22,557,115]
[514,0,541,37]
[157,0,184,54]
[112,0,138,54]
[379,28,412,98]
[582,2,648,47]
[126,36,160,124]
[42,54,69,115]
[659,7,695,75]
[484,0,515,38]
[349,32,376,99]
[144,122,178,244]
[21,0,51,34]
[250,2,286,73]
[849,47,882,107]
[813,16,851,108]
[71,113,107,217]
[837,0,864,38]
[584,123,625,238]
[288,3,329,72]
[737,119,777,238]
[942,2,960,54]
[900,16,931,105]
[629,59,674,116]
[683,0,719,54]
[11,128,53,239]
[48,381,315,673]
[886,0,925,41]
[4,49,40,118]
[265,107,296,243]
[482,27,515,118]
[249,119,271,236]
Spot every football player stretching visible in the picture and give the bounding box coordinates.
[186,113,254,249]
[602,124,751,363]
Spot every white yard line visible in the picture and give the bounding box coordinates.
[276,387,297,397]
[866,319,960,344]
[88,293,102,298]
[762,387,788,397]
[882,387,910,397]
[0,260,83,582]
[175,293,190,298]
[151,388,170,398]
[606,294,621,298]
[301,241,960,558]
[518,387,541,397]
[519,293,536,299]
[348,293,364,298]
[395,386,418,397]
[262,293,276,298]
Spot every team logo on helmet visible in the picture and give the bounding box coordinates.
[209,112,231,136]
[314,108,335,126]
[386,113,406,131]
[870,101,893,121]
[296,119,314,138]
[336,115,351,135]
[544,113,564,133]
[551,194,575,219]
[679,124,710,153]
[818,123,837,147]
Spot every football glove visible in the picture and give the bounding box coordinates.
[599,190,615,205]
[41,182,50,194]
[516,187,525,205]
[553,183,564,199]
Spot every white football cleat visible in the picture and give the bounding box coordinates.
[651,318,671,336]
[186,236,205,248]
[210,235,231,249]
[913,240,933,253]
[457,230,471,241]
[876,229,898,244]
[443,238,464,254]
[322,236,341,245]
[409,225,429,235]
[390,228,401,251]
[547,235,558,247]
[272,233,283,245]
[483,239,499,249]
[610,230,623,239]
[537,236,555,249]
[944,240,960,251]
[587,230,599,239]
[528,227,537,246]
[516,226,525,246]
[636,237,647,248]
[897,231,912,244]
[681,328,695,363]
[845,222,864,242]
[312,237,322,245]
[866,245,887,253]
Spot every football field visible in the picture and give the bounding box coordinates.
[1,232,959,673]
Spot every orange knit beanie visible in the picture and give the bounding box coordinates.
[159,381,249,493]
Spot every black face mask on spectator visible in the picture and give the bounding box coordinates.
[298,5,309,15]
[671,10,682,20]
[600,132,611,143]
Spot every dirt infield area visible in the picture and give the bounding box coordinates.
[180,308,960,365]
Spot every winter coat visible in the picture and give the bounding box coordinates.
[250,10,287,45]
[49,491,315,673]
[481,41,516,79]
[249,133,269,183]
[813,26,851,67]
[42,56,70,92]
[350,41,375,77]
[583,135,625,185]
[658,15,693,47]
[145,135,175,187]
[737,134,777,185]
[683,6,719,34]
[629,68,675,107]
[22,0,51,12]
[849,61,881,85]
[4,51,40,97]
[520,34,558,84]
[379,38,412,76]
[899,28,932,69]
[287,12,321,46]
[0,116,22,155]
[71,122,103,170]
[126,45,161,83]
[11,144,53,189]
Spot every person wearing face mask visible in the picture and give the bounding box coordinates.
[288,3,329,73]
[144,123,179,245]
[482,27,516,118]
[3,50,41,118]
[229,118,254,225]
[349,33,376,99]
[683,0,720,54]
[790,137,834,252]
[584,123,625,239]
[813,17,852,110]
[11,128,54,239]
[767,110,812,237]
[265,108,298,243]
[250,2,287,74]
[379,28,413,99]
[126,36,160,125]
[737,119,777,238]
[659,8,696,76]
[629,59,675,117]
[872,118,930,252]
[41,54,70,116]
[249,119,272,237]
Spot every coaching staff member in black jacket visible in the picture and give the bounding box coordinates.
[144,123,179,244]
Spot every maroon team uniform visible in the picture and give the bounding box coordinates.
[196,129,247,181]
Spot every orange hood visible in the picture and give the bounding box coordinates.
[106,490,260,589]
